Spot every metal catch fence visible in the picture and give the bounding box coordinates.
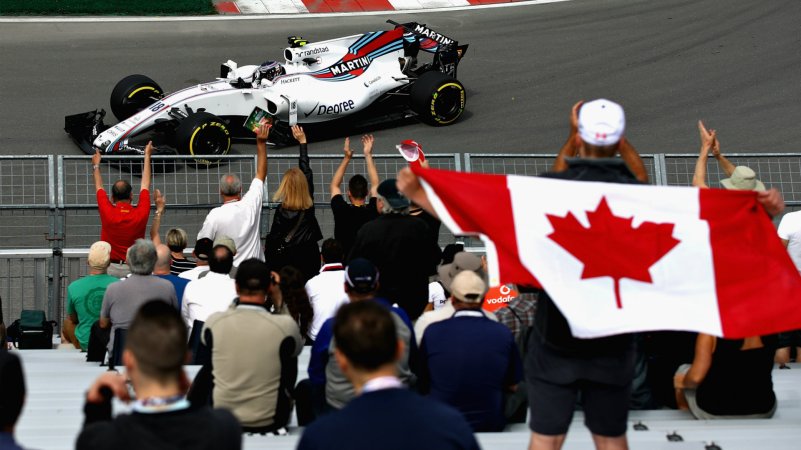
[0,152,799,327]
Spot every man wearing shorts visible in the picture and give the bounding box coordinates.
[527,99,648,450]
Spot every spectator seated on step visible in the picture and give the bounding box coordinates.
[0,351,25,450]
[62,241,118,351]
[674,333,778,419]
[297,300,480,450]
[181,237,238,336]
[418,270,522,432]
[76,301,241,450]
[195,259,302,433]
[99,239,178,361]
[305,238,350,344]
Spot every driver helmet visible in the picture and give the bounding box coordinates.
[254,61,286,84]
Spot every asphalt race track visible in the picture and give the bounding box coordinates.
[1,0,800,157]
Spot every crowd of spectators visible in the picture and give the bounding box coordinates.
[0,100,796,450]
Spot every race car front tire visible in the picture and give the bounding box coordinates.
[410,72,466,126]
[175,112,231,165]
[110,74,163,122]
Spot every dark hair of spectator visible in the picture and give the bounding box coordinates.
[125,300,188,384]
[278,266,314,338]
[441,243,465,265]
[0,352,25,430]
[348,174,368,200]
[111,180,133,202]
[236,258,271,293]
[333,301,397,371]
[321,238,344,264]
[209,247,234,274]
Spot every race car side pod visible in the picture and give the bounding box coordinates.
[64,109,109,156]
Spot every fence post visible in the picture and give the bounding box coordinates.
[653,153,668,186]
[464,153,472,172]
[48,155,65,327]
[453,153,462,172]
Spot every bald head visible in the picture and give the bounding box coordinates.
[154,244,172,275]
[112,180,133,202]
[219,173,242,198]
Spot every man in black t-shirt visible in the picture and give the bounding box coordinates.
[77,301,241,450]
[329,135,380,256]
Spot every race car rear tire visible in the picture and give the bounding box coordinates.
[410,72,466,126]
[175,112,231,165]
[110,74,163,121]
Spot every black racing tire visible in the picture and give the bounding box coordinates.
[110,74,164,121]
[175,112,231,165]
[409,71,466,126]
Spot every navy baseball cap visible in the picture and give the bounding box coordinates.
[345,258,380,293]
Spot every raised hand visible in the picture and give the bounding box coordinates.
[92,149,102,166]
[144,141,154,157]
[343,137,353,159]
[697,121,716,157]
[254,123,271,142]
[362,134,374,156]
[291,125,307,144]
[155,189,166,212]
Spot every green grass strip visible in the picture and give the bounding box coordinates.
[1,0,216,16]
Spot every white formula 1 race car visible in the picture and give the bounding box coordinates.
[65,20,468,162]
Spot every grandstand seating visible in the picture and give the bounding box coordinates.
[13,348,801,450]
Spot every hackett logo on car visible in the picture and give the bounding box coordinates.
[317,100,356,115]
[280,77,301,84]
[482,285,519,313]
[413,25,454,46]
[330,56,371,76]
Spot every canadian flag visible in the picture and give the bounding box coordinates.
[414,166,801,339]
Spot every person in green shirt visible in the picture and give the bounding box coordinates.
[63,241,119,350]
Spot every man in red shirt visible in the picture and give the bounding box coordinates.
[93,142,152,278]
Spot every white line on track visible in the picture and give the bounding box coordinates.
[0,0,572,23]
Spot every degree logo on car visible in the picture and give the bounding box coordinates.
[316,100,356,116]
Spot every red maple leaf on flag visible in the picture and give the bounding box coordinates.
[546,197,681,309]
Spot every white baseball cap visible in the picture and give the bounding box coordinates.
[578,99,626,146]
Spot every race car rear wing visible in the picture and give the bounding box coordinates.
[388,20,468,78]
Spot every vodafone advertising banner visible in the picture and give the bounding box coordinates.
[482,284,519,313]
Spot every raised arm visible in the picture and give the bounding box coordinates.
[150,189,166,246]
[552,101,582,172]
[397,167,437,219]
[255,123,270,182]
[292,125,314,195]
[92,150,104,192]
[710,134,736,177]
[140,141,152,192]
[362,135,379,197]
[330,137,353,199]
[618,138,649,183]
[692,121,715,188]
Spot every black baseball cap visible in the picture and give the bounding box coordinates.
[235,258,271,292]
[193,238,214,261]
[345,258,380,294]
[377,179,410,210]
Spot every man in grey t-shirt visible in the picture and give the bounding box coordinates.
[99,239,177,358]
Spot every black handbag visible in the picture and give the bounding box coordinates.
[271,210,305,255]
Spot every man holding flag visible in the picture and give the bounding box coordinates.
[397,99,796,450]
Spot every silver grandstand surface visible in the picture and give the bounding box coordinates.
[15,349,801,450]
